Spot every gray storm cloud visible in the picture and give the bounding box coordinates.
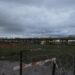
[0,0,75,37]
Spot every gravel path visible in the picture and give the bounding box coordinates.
[0,60,73,75]
[0,60,53,75]
[0,61,19,75]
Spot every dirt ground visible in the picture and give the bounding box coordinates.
[0,60,73,75]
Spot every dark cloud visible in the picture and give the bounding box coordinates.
[0,14,23,33]
[0,0,75,37]
[2,0,75,8]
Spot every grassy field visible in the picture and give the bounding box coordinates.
[0,43,75,54]
[0,43,75,69]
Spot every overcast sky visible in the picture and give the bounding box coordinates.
[0,0,75,38]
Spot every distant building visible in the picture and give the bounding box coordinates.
[68,40,75,45]
[40,40,46,45]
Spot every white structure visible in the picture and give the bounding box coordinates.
[40,40,46,45]
[55,40,60,42]
[53,40,61,44]
[68,40,75,44]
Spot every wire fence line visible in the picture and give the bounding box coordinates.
[0,49,75,75]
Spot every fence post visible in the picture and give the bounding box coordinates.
[73,55,75,75]
[52,62,56,75]
[20,51,23,75]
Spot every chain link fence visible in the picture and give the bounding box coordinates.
[0,44,75,75]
